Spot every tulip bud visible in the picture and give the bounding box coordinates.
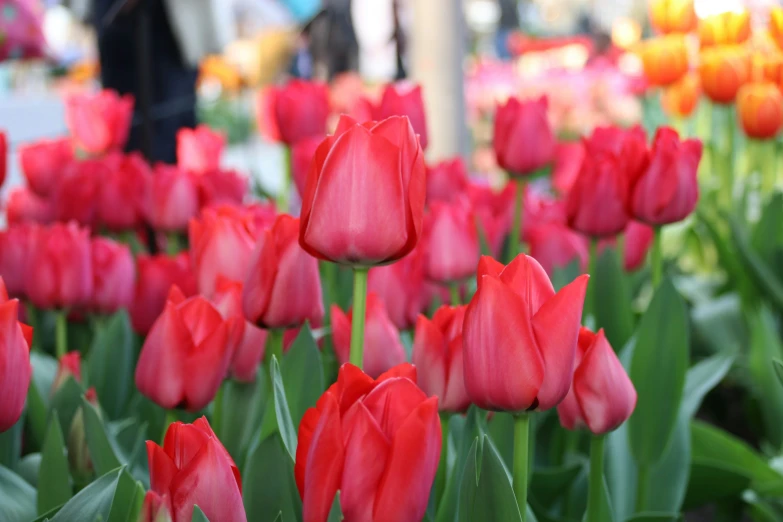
[699,46,751,105]
[269,80,330,146]
[68,388,98,487]
[699,11,751,48]
[423,199,480,284]
[662,73,700,118]
[51,351,82,395]
[139,491,173,522]
[91,238,136,314]
[5,187,52,226]
[737,82,783,140]
[0,278,32,432]
[649,0,697,34]
[65,89,134,156]
[372,83,429,150]
[97,153,151,231]
[426,158,469,204]
[493,96,556,176]
[18,138,74,198]
[367,245,428,331]
[146,165,199,232]
[639,35,689,87]
[177,125,225,175]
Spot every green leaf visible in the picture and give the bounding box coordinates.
[682,458,751,510]
[30,352,59,410]
[748,306,783,447]
[751,193,783,261]
[731,214,783,313]
[0,416,23,469]
[38,416,72,514]
[0,465,37,522]
[50,377,85,435]
[88,312,134,420]
[594,246,635,350]
[26,376,49,450]
[51,467,123,521]
[192,506,210,522]
[282,325,325,427]
[106,469,144,522]
[243,434,302,522]
[628,279,689,468]
[529,463,582,509]
[15,453,41,487]
[458,436,522,522]
[775,359,783,386]
[271,356,297,461]
[690,294,745,355]
[624,515,681,522]
[327,492,343,522]
[82,397,122,475]
[680,354,735,417]
[214,376,267,466]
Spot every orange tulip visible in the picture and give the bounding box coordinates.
[699,11,751,48]
[662,73,701,117]
[770,7,783,51]
[639,35,689,87]
[737,82,783,140]
[753,52,783,84]
[649,0,697,34]
[699,46,751,104]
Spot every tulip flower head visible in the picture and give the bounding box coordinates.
[662,73,701,118]
[146,165,200,232]
[462,255,589,412]
[0,276,32,432]
[371,82,429,150]
[639,35,689,87]
[51,351,81,394]
[423,198,480,284]
[97,153,152,231]
[493,96,556,176]
[130,253,197,335]
[5,187,52,226]
[426,157,470,204]
[557,327,637,434]
[91,237,136,314]
[18,137,74,197]
[65,89,134,156]
[649,0,697,34]
[367,245,428,330]
[699,10,751,48]
[270,79,331,146]
[176,125,226,175]
[699,46,751,105]
[737,82,783,140]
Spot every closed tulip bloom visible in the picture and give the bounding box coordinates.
[552,141,586,195]
[737,82,783,140]
[91,238,135,314]
[662,73,701,118]
[27,223,93,309]
[176,125,225,175]
[426,157,469,204]
[52,351,81,394]
[130,253,196,335]
[0,131,5,189]
[771,8,783,52]
[699,11,751,48]
[139,491,173,522]
[463,255,589,412]
[639,35,689,87]
[195,168,248,208]
[146,165,200,232]
[493,96,556,176]
[413,305,470,412]
[5,187,52,225]
[566,153,631,238]
[291,136,323,198]
[300,115,426,266]
[244,214,324,329]
[97,153,151,230]
[623,221,655,272]
[467,182,516,258]
[52,158,106,227]
[0,277,32,432]
[332,294,407,378]
[212,277,267,383]
[423,199,480,283]
[295,363,441,522]
[18,138,74,197]
[147,417,246,522]
[367,246,427,330]
[135,287,240,411]
[189,206,257,298]
[649,0,697,34]
[0,225,38,297]
[65,90,134,155]
[527,223,588,276]
[629,128,703,225]
[557,328,637,434]
[271,80,330,145]
[372,83,429,150]
[699,46,751,104]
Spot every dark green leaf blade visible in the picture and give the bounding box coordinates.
[82,397,122,475]
[271,356,297,461]
[38,416,72,514]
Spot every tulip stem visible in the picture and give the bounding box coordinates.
[636,465,650,512]
[55,311,68,359]
[651,227,663,289]
[449,284,461,306]
[513,413,531,520]
[509,179,525,262]
[349,268,369,369]
[585,434,606,522]
[761,139,777,197]
[166,232,182,256]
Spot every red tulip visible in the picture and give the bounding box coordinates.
[5,187,52,225]
[413,305,470,412]
[270,80,330,146]
[463,255,588,412]
[300,115,426,266]
[91,238,135,314]
[527,223,589,276]
[467,182,516,258]
[147,417,246,522]
[195,168,248,208]
[52,157,109,227]
[0,130,6,189]
[189,206,257,298]
[140,491,173,522]
[557,328,637,434]
[295,363,441,522]
[552,141,586,195]
[291,136,323,198]
[426,157,469,204]
[623,221,654,272]
[212,277,267,382]
[332,294,407,378]
[423,198,480,284]
[493,96,556,176]
[372,83,429,150]
[146,165,200,232]
[52,351,81,394]
[244,214,324,329]
[176,125,225,175]
[97,153,151,231]
[0,224,38,298]
[135,287,240,411]
[27,223,93,309]
[367,246,428,330]
[130,253,196,335]
[241,202,278,232]
[65,89,134,156]
[19,138,74,197]
[587,126,649,183]
[629,127,702,226]
[0,277,32,432]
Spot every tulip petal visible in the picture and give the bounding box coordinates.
[178,296,226,346]
[376,362,417,384]
[0,300,31,431]
[532,274,589,411]
[242,230,277,325]
[499,254,556,316]
[362,295,407,378]
[373,397,441,522]
[295,406,322,497]
[185,322,233,411]
[146,441,179,495]
[412,316,448,402]
[362,377,428,439]
[330,305,351,365]
[163,421,211,470]
[477,255,504,281]
[330,363,377,414]
[442,336,470,412]
[340,402,391,521]
[462,275,544,411]
[303,394,345,522]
